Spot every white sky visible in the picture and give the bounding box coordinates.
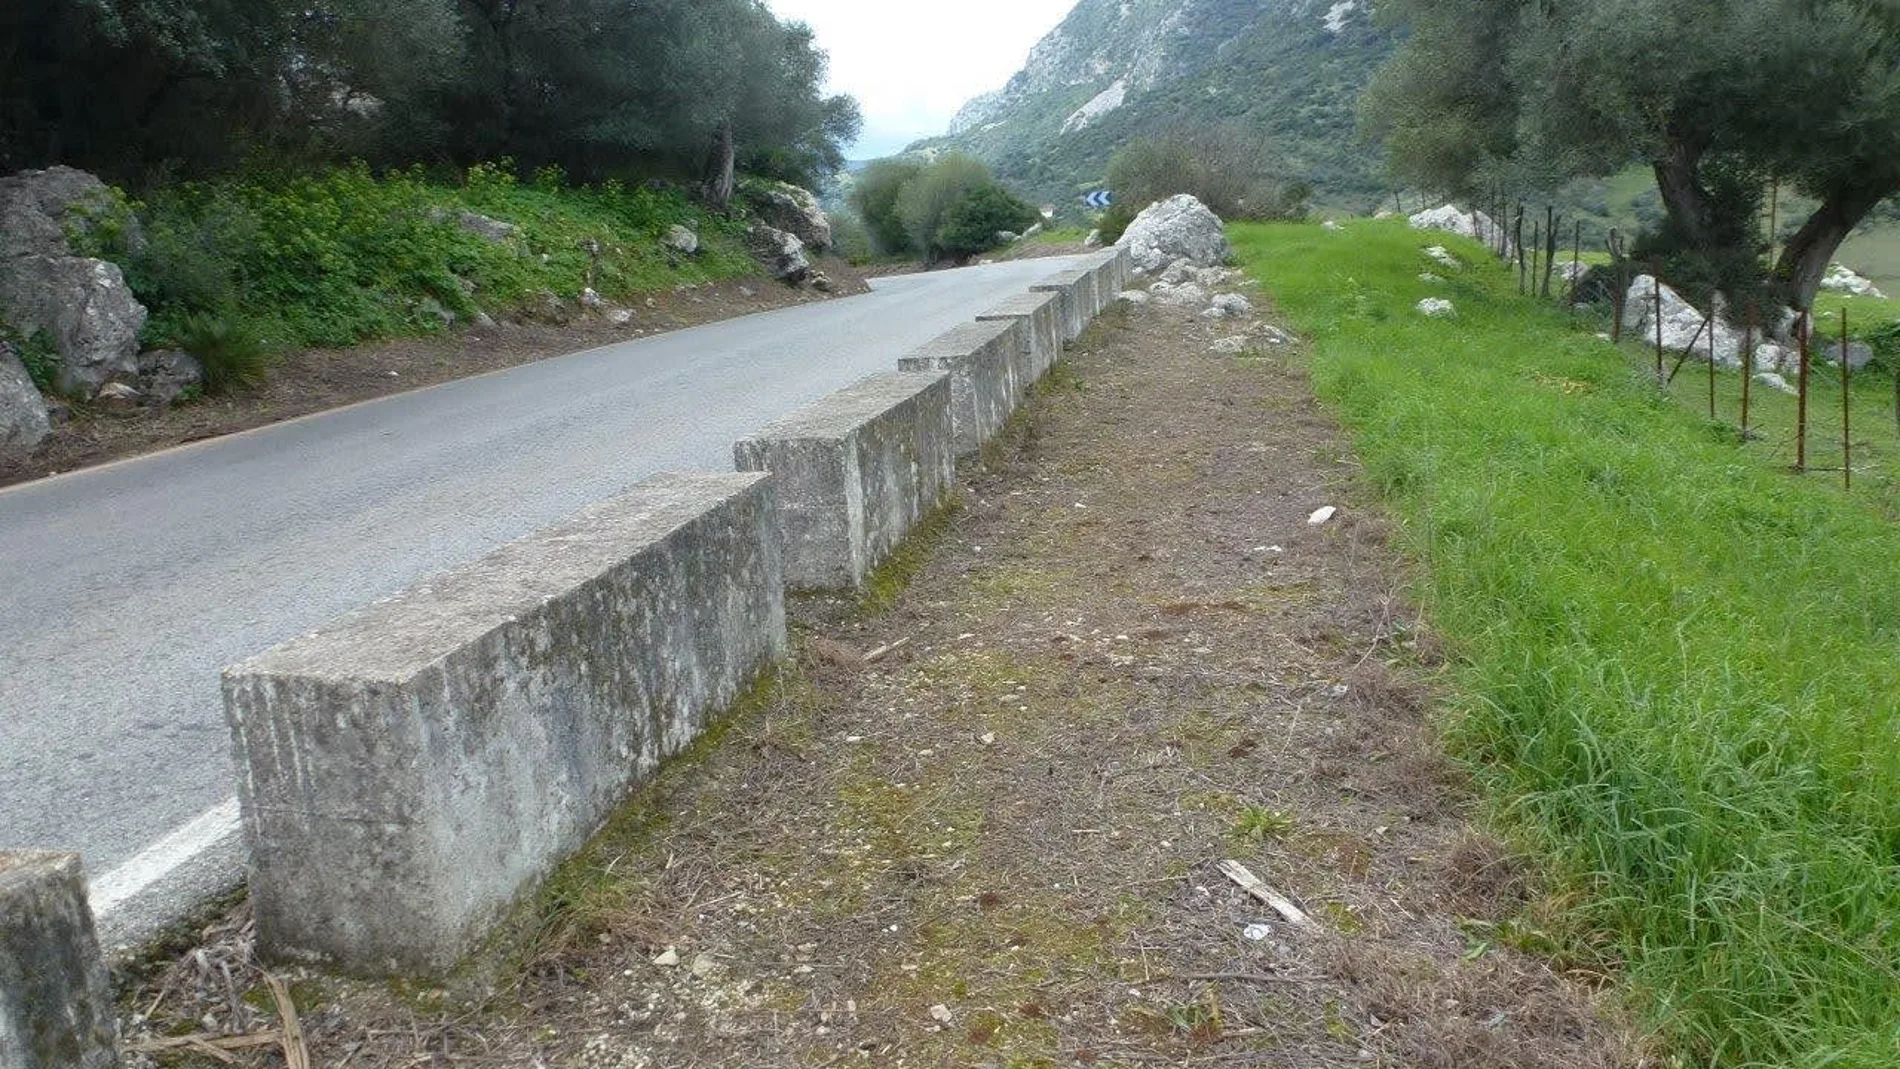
[766,0,1079,158]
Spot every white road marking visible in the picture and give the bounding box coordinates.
[89,797,241,917]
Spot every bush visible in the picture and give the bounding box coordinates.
[1107,128,1309,222]
[170,313,276,394]
[935,184,1040,260]
[1096,200,1139,245]
[849,159,923,255]
[896,154,995,261]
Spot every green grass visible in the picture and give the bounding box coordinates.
[1233,219,1900,1068]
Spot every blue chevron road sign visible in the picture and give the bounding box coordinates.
[1082,189,1114,210]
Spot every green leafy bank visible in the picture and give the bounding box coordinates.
[78,163,761,356]
[1232,220,1900,1067]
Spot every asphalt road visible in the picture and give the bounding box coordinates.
[0,255,1083,946]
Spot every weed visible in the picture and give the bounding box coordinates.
[169,313,276,394]
[1232,805,1295,843]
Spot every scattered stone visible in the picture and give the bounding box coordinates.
[1022,223,1044,240]
[1755,371,1799,395]
[1826,340,1877,372]
[1408,204,1512,253]
[454,210,519,244]
[1821,263,1886,299]
[1208,337,1251,356]
[1159,258,1198,286]
[1251,323,1294,345]
[1118,289,1150,306]
[662,224,699,255]
[1422,245,1460,270]
[1373,209,1396,220]
[1418,273,1445,284]
[1416,298,1456,318]
[93,380,141,412]
[1,341,50,459]
[136,348,203,406]
[607,309,635,326]
[1209,293,1253,318]
[994,230,1020,245]
[1243,923,1273,941]
[690,953,717,979]
[472,311,498,330]
[1322,219,1343,232]
[521,291,573,326]
[1152,282,1209,307]
[579,287,605,310]
[1309,506,1338,526]
[738,285,756,298]
[748,224,811,283]
[418,296,454,329]
[749,181,832,250]
[1118,194,1231,273]
[652,947,680,968]
[1084,229,1103,247]
[928,1004,954,1025]
[808,272,835,294]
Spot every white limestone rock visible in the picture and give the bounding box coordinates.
[1118,194,1230,274]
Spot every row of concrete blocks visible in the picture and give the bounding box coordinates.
[0,247,1130,1068]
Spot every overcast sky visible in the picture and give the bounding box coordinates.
[765,0,1078,159]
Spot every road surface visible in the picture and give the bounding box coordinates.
[0,256,1084,946]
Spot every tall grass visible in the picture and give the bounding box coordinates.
[1232,220,1900,1067]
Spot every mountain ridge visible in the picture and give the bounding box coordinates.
[915,0,1399,214]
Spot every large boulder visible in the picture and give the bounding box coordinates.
[1621,275,1793,370]
[0,340,51,460]
[748,224,811,283]
[1408,204,1513,255]
[0,255,146,396]
[750,182,832,252]
[1820,263,1886,299]
[0,167,149,398]
[1118,194,1230,274]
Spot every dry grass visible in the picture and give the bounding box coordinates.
[120,292,1646,1068]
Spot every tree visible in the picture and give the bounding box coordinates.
[1363,0,1900,310]
[849,159,923,255]
[896,154,994,261]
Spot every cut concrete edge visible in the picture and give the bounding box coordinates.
[223,471,788,974]
[735,371,955,590]
[225,472,771,685]
[0,851,120,1068]
[735,370,949,443]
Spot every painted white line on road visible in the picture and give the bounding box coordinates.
[90,797,241,917]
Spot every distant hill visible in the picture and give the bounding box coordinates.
[911,0,1401,216]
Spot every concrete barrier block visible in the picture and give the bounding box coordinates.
[977,290,1063,388]
[734,371,955,590]
[223,472,786,976]
[1033,268,1095,342]
[897,320,1022,456]
[0,853,118,1069]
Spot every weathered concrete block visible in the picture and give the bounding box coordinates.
[223,472,786,976]
[897,320,1023,456]
[734,371,954,590]
[977,290,1063,389]
[1033,268,1095,342]
[0,853,118,1069]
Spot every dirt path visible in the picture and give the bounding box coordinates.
[3,264,868,489]
[122,297,1642,1068]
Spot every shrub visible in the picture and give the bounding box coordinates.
[934,184,1039,259]
[1096,200,1139,245]
[896,154,997,261]
[849,159,923,255]
[170,312,277,395]
[1107,128,1309,222]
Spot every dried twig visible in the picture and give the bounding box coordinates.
[1217,860,1312,927]
[863,637,911,664]
[126,1031,284,1056]
[266,974,311,1069]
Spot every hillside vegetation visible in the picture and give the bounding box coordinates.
[1236,219,1900,1067]
[918,0,1397,214]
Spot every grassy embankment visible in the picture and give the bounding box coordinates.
[1233,219,1900,1067]
[73,163,760,378]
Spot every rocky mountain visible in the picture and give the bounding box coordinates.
[916,0,1400,214]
